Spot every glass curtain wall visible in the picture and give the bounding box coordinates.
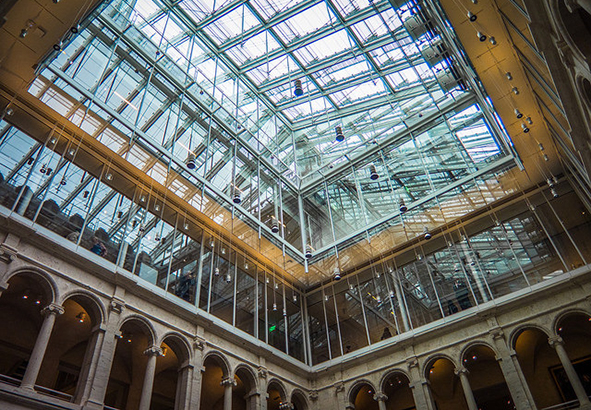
[0,122,306,362]
[305,182,591,364]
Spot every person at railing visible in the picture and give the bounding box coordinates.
[176,271,196,302]
[90,235,107,257]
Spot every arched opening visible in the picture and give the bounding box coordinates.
[462,344,512,410]
[426,357,467,410]
[152,335,190,410]
[514,327,565,408]
[0,273,52,385]
[382,372,415,410]
[556,313,591,400]
[267,379,287,410]
[557,0,591,62]
[292,389,308,410]
[36,294,102,401]
[235,366,257,410]
[104,319,154,410]
[200,354,231,410]
[350,382,379,410]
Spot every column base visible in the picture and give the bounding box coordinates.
[18,384,35,392]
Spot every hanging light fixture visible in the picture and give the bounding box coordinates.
[271,219,279,233]
[399,199,407,213]
[521,123,530,133]
[423,226,432,240]
[333,266,341,281]
[294,79,303,96]
[335,126,345,142]
[514,108,523,119]
[477,31,487,42]
[76,312,86,323]
[233,191,241,204]
[224,273,232,283]
[305,244,313,259]
[185,152,196,169]
[369,164,379,180]
[214,267,220,276]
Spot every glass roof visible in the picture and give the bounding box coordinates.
[30,0,517,274]
[90,0,485,180]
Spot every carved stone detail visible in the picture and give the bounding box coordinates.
[258,366,268,379]
[0,243,18,263]
[109,298,125,314]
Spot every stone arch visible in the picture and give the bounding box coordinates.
[159,331,192,367]
[290,388,309,410]
[549,0,591,64]
[422,353,458,378]
[459,340,499,363]
[3,265,59,305]
[234,363,258,394]
[578,75,591,111]
[118,314,157,346]
[267,378,288,401]
[202,350,231,377]
[379,368,411,392]
[348,379,377,402]
[553,308,591,334]
[509,324,552,350]
[59,289,106,326]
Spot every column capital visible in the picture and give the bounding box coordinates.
[42,303,65,317]
[373,392,388,402]
[454,366,469,376]
[144,345,163,357]
[548,335,564,348]
[279,402,294,410]
[221,377,237,388]
[245,390,261,399]
[309,390,318,401]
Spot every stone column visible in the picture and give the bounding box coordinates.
[373,392,388,410]
[406,357,436,410]
[83,298,125,409]
[187,336,206,409]
[549,336,591,409]
[20,303,64,390]
[221,377,236,410]
[138,345,163,410]
[245,390,261,410]
[74,323,107,404]
[455,366,478,410]
[334,381,346,410]
[489,328,536,410]
[175,363,193,410]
